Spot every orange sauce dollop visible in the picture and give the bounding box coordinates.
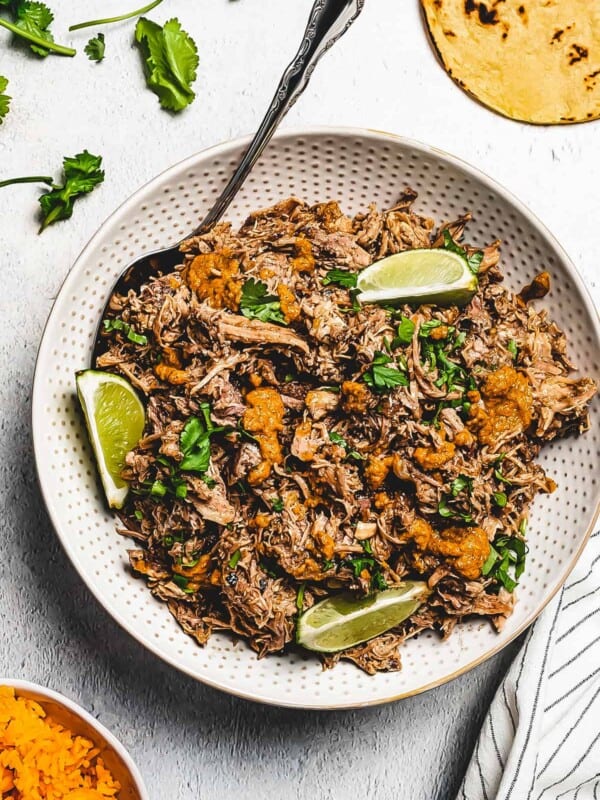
[242,388,285,485]
[406,518,490,580]
[469,365,533,446]
[186,251,242,311]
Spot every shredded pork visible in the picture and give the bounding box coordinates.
[97,193,596,674]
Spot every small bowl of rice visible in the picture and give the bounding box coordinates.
[0,680,148,800]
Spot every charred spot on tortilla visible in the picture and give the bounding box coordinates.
[568,44,588,66]
[421,0,600,124]
[464,0,499,25]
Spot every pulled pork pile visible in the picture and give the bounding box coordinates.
[96,192,596,674]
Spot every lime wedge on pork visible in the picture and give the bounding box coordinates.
[356,248,478,306]
[76,370,145,509]
[296,582,430,653]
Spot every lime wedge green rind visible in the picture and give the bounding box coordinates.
[76,370,145,509]
[296,581,430,653]
[356,248,478,307]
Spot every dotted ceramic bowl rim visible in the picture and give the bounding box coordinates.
[0,678,149,798]
[32,127,600,709]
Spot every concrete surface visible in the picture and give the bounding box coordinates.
[0,1,597,798]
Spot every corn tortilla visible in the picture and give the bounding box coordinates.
[421,0,600,124]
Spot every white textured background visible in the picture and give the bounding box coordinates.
[0,1,598,798]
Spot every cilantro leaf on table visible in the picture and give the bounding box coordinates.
[135,16,199,112]
[38,150,104,231]
[85,32,105,62]
[0,1,75,56]
[240,278,286,325]
[0,76,11,124]
[13,1,55,56]
[442,229,483,275]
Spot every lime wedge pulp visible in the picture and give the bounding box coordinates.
[296,581,430,653]
[76,370,145,509]
[356,248,478,306]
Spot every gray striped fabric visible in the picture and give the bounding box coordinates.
[458,530,600,800]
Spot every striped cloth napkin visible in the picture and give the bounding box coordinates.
[458,529,600,800]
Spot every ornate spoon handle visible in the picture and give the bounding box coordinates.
[194,0,365,235]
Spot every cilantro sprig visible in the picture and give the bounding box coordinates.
[135,16,199,112]
[0,2,76,57]
[442,229,483,275]
[240,278,286,325]
[0,76,11,124]
[38,151,105,231]
[0,150,104,231]
[363,351,408,391]
[482,533,527,592]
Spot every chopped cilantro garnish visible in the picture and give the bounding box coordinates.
[395,316,415,346]
[296,583,306,612]
[240,278,286,325]
[322,268,358,288]
[438,496,473,524]
[494,467,513,485]
[172,573,195,594]
[363,351,408,391]
[419,319,445,338]
[180,405,227,476]
[507,339,518,360]
[103,317,148,346]
[134,509,143,521]
[482,534,527,592]
[150,479,167,498]
[228,549,241,569]
[271,497,284,512]
[450,474,473,497]
[328,430,365,460]
[371,572,388,591]
[493,491,508,508]
[442,229,483,275]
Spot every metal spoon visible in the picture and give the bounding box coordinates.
[93,0,365,360]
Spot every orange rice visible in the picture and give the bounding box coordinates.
[0,686,121,799]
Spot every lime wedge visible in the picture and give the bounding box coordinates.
[296,581,430,653]
[76,370,145,509]
[356,248,478,306]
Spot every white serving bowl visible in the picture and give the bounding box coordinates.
[32,128,600,708]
